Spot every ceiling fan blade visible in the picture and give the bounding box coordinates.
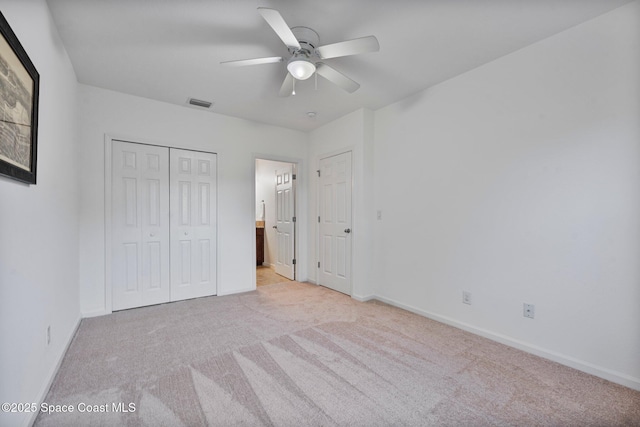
[317,36,379,59]
[257,8,301,50]
[220,56,284,67]
[316,63,360,93]
[278,73,294,97]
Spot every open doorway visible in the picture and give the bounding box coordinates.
[255,159,297,286]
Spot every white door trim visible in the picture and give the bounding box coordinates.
[104,135,113,315]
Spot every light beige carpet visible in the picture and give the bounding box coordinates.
[256,266,291,287]
[35,282,640,426]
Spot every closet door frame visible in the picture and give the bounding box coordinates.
[105,135,218,313]
[105,135,117,314]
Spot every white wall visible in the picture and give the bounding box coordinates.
[255,159,294,267]
[77,85,308,315]
[373,1,640,389]
[307,108,375,300]
[0,1,80,426]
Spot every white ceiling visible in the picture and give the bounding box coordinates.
[46,0,631,131]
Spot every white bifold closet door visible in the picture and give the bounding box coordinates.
[169,148,217,301]
[112,141,170,310]
[111,141,216,311]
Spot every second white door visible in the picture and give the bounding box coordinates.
[318,151,352,294]
[275,164,295,280]
[170,148,217,301]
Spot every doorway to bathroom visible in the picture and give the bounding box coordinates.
[255,158,297,286]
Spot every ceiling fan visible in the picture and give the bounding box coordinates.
[221,8,379,97]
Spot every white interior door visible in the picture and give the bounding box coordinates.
[318,151,352,294]
[170,148,217,301]
[274,165,295,280]
[112,141,170,310]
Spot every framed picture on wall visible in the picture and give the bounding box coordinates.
[0,11,39,185]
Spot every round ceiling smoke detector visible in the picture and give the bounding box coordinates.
[306,111,317,118]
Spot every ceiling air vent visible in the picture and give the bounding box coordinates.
[187,98,213,109]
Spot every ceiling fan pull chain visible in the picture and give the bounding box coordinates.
[315,72,318,90]
[292,78,296,96]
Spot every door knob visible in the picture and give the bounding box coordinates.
[184,231,189,236]
[150,233,155,237]
[273,225,278,229]
[344,228,351,233]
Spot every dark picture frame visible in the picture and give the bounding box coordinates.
[0,11,39,185]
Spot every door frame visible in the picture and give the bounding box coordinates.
[105,134,219,313]
[252,154,304,288]
[105,135,114,314]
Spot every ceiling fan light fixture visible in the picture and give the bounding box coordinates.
[225,8,379,97]
[287,57,316,80]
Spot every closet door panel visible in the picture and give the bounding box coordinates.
[170,148,217,301]
[112,141,170,310]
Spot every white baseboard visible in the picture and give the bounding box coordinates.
[81,309,110,318]
[26,317,81,427]
[352,293,375,302]
[373,294,640,392]
[218,287,255,296]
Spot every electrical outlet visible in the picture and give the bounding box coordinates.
[523,303,535,319]
[46,326,51,345]
[462,291,472,305]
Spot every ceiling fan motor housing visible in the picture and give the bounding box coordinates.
[289,26,320,56]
